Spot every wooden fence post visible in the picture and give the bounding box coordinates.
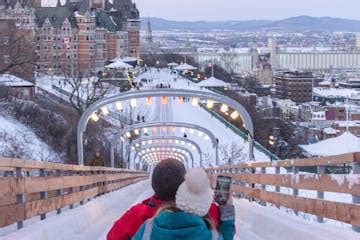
[39,168,47,220]
[260,167,266,206]
[275,167,280,208]
[55,169,62,215]
[317,166,325,223]
[69,171,74,209]
[292,166,299,215]
[15,167,24,229]
[352,162,360,232]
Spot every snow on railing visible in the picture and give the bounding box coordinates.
[206,152,360,231]
[0,158,148,229]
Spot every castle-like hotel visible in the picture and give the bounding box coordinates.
[0,0,140,77]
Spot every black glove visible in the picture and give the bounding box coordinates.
[219,204,235,221]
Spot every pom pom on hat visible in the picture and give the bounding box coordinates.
[176,168,213,217]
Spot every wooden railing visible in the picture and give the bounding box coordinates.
[206,152,360,229]
[0,158,148,229]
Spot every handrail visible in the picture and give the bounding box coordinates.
[206,152,360,230]
[0,158,148,229]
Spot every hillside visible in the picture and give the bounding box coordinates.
[141,16,360,32]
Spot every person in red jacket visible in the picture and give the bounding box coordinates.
[107,159,220,240]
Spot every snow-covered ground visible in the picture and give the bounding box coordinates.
[0,114,61,162]
[1,180,358,240]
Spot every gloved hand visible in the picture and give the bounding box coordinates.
[219,195,235,221]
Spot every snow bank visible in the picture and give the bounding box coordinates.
[300,132,360,156]
[0,114,61,162]
[234,198,358,240]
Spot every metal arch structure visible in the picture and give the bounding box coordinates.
[111,122,218,147]
[109,121,218,168]
[131,136,203,166]
[77,89,255,165]
[133,145,194,168]
[140,151,189,168]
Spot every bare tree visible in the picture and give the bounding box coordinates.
[219,142,246,164]
[218,47,238,77]
[63,69,110,115]
[0,20,37,80]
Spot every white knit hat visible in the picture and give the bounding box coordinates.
[175,168,214,217]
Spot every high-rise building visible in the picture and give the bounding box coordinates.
[275,70,313,103]
[356,33,360,50]
[268,37,277,68]
[257,53,273,85]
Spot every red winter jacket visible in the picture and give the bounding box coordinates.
[107,195,220,240]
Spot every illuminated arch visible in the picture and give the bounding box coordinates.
[131,136,203,166]
[77,89,254,166]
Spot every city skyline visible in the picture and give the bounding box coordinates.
[134,0,360,21]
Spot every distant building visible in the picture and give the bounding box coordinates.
[356,33,360,50]
[338,78,360,89]
[0,0,139,77]
[275,70,313,103]
[268,37,277,67]
[0,74,35,100]
[257,53,273,85]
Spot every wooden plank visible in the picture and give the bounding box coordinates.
[24,187,99,219]
[232,185,360,226]
[0,173,148,202]
[0,158,147,173]
[227,173,360,195]
[0,204,25,227]
[209,152,358,171]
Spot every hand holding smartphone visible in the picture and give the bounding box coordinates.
[214,175,232,205]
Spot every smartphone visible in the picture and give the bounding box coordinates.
[214,175,232,205]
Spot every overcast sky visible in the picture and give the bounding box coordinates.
[133,0,360,21]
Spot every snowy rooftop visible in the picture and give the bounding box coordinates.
[110,57,138,63]
[167,62,179,66]
[0,74,34,87]
[323,127,338,135]
[174,63,197,71]
[105,61,134,69]
[196,76,230,87]
[333,121,360,128]
[313,87,358,98]
[300,132,360,156]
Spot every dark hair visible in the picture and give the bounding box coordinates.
[151,159,186,201]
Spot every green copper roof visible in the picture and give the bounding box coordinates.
[35,7,77,28]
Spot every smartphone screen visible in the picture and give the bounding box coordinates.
[214,175,232,205]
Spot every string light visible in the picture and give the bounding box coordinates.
[206,100,214,109]
[115,102,123,111]
[220,104,229,113]
[130,99,137,108]
[90,113,99,122]
[146,97,153,106]
[161,96,168,105]
[101,106,109,115]
[191,98,199,106]
[230,111,239,120]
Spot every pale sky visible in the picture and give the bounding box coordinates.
[133,0,360,21]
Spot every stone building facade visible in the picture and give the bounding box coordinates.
[0,0,139,78]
